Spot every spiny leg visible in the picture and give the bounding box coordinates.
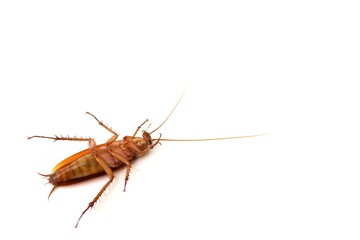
[75,154,115,228]
[28,135,92,142]
[28,135,95,154]
[29,112,120,144]
[28,112,118,142]
[86,112,119,143]
[75,114,123,227]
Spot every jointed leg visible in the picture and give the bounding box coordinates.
[28,112,118,143]
[86,112,119,143]
[75,153,114,228]
[70,120,118,228]
[28,135,92,142]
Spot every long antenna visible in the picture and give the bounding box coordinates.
[153,134,267,142]
[149,91,266,141]
[150,91,185,134]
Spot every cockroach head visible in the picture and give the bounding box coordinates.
[142,130,153,145]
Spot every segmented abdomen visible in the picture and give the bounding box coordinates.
[49,153,104,185]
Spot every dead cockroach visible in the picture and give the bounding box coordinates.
[28,95,264,228]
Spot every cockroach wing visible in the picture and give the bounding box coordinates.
[51,148,92,172]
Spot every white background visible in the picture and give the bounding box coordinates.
[1,1,359,239]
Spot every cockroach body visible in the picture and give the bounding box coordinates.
[44,133,154,188]
[41,125,157,192]
[30,114,160,227]
[28,96,263,228]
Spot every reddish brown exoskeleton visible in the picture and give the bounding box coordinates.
[28,96,264,228]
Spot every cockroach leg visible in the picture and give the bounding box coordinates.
[86,112,121,145]
[86,112,118,136]
[75,154,115,228]
[28,135,95,154]
[74,133,118,228]
[27,135,92,142]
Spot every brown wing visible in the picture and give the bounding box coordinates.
[51,148,92,172]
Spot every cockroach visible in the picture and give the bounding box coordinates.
[28,95,264,228]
